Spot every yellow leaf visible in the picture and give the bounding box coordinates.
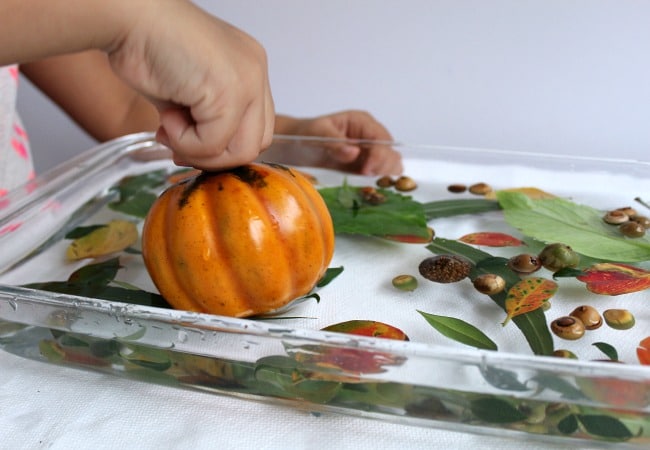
[502,277,558,326]
[485,187,556,200]
[66,220,138,260]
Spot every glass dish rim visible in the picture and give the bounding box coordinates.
[1,132,649,380]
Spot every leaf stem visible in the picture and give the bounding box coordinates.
[635,197,650,211]
[422,199,500,221]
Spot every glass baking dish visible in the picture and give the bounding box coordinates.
[0,133,649,447]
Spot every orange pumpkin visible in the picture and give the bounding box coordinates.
[141,163,335,317]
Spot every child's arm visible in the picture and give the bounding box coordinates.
[21,51,158,142]
[1,0,275,170]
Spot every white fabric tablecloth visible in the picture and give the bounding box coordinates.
[1,351,579,450]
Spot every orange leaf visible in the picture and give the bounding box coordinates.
[577,263,650,296]
[459,232,523,247]
[502,277,558,326]
[322,320,409,341]
[638,337,650,365]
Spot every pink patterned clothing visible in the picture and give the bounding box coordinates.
[0,65,33,197]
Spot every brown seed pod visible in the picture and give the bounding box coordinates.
[507,253,542,274]
[359,186,386,205]
[376,175,395,188]
[394,176,417,192]
[631,215,650,229]
[468,182,492,195]
[619,221,646,238]
[419,255,472,283]
[603,210,629,225]
[447,184,467,194]
[472,274,506,295]
[550,316,586,340]
[552,349,578,359]
[569,305,602,330]
[616,206,638,217]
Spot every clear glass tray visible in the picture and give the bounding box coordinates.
[1,133,649,447]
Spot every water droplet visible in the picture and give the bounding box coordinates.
[177,330,188,343]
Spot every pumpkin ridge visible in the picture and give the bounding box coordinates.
[192,184,250,313]
[165,187,212,312]
[290,171,335,276]
[142,187,198,312]
[210,173,293,313]
[256,167,310,296]
[289,168,333,285]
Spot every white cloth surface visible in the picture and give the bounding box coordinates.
[1,152,648,449]
[0,351,580,450]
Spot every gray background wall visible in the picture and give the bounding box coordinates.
[17,0,650,173]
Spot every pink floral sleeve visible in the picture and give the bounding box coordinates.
[0,65,34,198]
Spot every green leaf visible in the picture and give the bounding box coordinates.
[317,266,344,288]
[427,237,499,265]
[531,374,586,400]
[422,198,501,220]
[119,344,172,371]
[108,191,157,218]
[552,267,585,278]
[112,170,167,197]
[426,238,555,356]
[65,225,107,239]
[558,413,579,434]
[23,258,170,308]
[68,257,122,286]
[107,169,167,218]
[497,191,650,262]
[593,342,619,361]
[469,397,527,423]
[417,310,498,350]
[575,414,634,440]
[318,185,430,239]
[479,366,529,391]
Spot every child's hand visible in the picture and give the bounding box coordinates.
[271,110,403,175]
[108,1,275,170]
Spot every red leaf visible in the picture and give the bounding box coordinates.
[384,227,434,244]
[304,320,409,375]
[577,374,650,409]
[502,277,558,325]
[459,232,523,247]
[577,263,650,296]
[638,337,650,365]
